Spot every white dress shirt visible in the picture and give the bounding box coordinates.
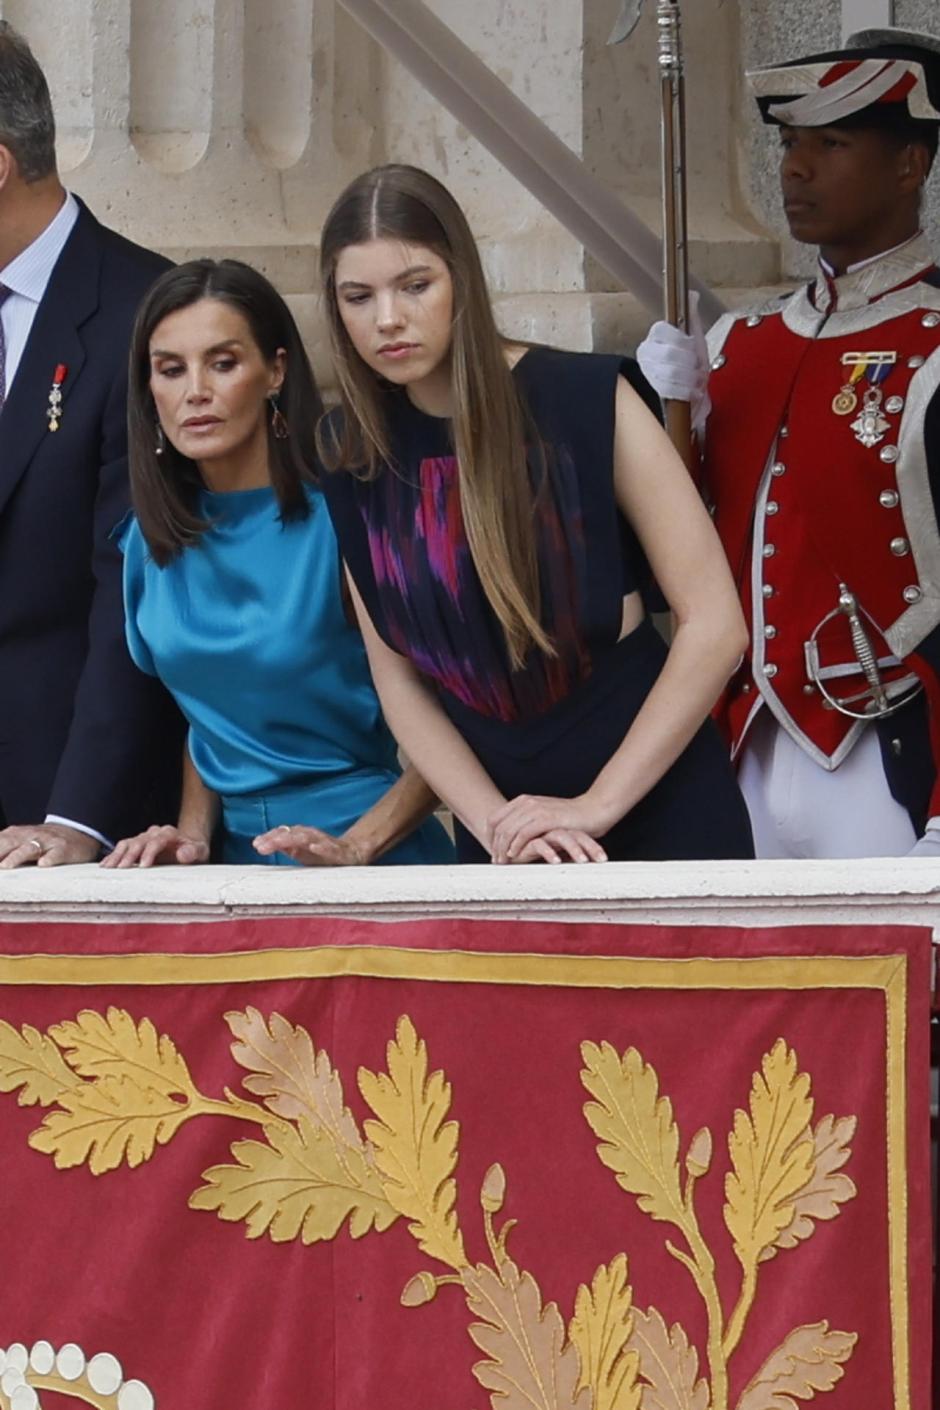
[0,189,79,393]
[1,192,111,852]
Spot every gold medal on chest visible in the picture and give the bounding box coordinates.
[831,386,858,415]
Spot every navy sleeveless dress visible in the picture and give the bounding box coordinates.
[321,347,753,862]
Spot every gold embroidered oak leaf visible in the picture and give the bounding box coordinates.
[28,1073,190,1173]
[760,1116,857,1263]
[581,1042,684,1228]
[0,1019,80,1106]
[627,1306,709,1410]
[724,1040,815,1267]
[463,1257,590,1410]
[189,1114,399,1242]
[226,1008,364,1143]
[49,1008,194,1099]
[736,1321,857,1410]
[224,1008,386,1195]
[358,1015,466,1270]
[569,1254,641,1410]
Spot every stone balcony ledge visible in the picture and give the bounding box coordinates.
[1,858,938,931]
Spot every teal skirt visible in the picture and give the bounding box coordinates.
[220,771,454,867]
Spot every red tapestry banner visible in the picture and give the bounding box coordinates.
[0,917,930,1410]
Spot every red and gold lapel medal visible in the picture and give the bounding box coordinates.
[46,363,67,432]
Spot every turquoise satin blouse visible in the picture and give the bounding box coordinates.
[119,485,452,863]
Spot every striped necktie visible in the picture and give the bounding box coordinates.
[0,284,11,414]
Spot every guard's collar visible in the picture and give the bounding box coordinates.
[812,230,935,312]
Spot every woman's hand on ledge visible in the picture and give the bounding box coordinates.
[505,831,610,865]
[100,825,211,869]
[253,824,367,867]
[488,794,609,865]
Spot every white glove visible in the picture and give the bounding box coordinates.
[907,818,940,857]
[636,290,712,434]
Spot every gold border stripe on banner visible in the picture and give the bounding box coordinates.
[0,945,907,991]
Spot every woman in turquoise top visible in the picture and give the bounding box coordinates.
[103,258,452,868]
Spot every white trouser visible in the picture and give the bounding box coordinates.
[737,708,917,859]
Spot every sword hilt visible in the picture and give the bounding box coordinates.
[838,583,890,712]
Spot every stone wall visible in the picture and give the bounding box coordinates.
[5,1,939,352]
[1,0,779,355]
[377,0,586,296]
[896,0,940,253]
[0,0,389,374]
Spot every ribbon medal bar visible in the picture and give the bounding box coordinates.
[832,352,897,447]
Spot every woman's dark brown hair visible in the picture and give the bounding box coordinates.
[317,164,553,670]
[128,258,323,565]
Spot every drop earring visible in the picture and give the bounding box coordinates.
[155,424,166,456]
[268,391,289,440]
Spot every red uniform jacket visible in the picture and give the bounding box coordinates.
[703,233,940,821]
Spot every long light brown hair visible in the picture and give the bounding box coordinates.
[317,164,552,669]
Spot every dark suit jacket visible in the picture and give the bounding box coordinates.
[0,198,181,838]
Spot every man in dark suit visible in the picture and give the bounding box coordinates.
[0,22,178,867]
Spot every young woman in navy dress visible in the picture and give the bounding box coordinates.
[103,259,452,868]
[317,165,754,864]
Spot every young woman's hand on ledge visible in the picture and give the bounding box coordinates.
[488,795,610,865]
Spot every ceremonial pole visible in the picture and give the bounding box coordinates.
[611,0,693,460]
[658,2,693,458]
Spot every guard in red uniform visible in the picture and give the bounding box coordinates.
[639,27,940,859]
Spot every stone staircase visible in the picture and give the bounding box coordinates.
[487,196,793,354]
